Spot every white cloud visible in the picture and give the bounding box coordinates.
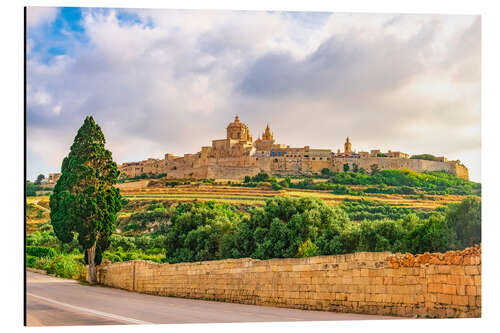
[52,105,62,115]
[26,9,481,181]
[27,7,59,28]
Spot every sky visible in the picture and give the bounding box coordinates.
[26,7,481,182]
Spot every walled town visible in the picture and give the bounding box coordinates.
[117,116,469,180]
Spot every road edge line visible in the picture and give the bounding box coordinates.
[27,292,153,325]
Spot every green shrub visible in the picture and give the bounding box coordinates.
[446,196,481,248]
[252,172,270,182]
[26,255,37,267]
[296,239,319,257]
[272,182,283,191]
[29,253,86,279]
[410,154,437,161]
[26,246,57,258]
[26,182,36,197]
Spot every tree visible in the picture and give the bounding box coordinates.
[446,196,481,248]
[253,172,270,182]
[352,163,359,173]
[343,163,350,172]
[370,164,379,174]
[26,181,36,196]
[50,116,122,283]
[34,174,45,185]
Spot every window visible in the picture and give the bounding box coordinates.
[312,157,316,160]
[272,152,275,156]
[278,152,281,156]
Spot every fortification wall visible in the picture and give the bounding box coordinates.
[120,156,469,181]
[97,246,481,318]
[332,157,468,180]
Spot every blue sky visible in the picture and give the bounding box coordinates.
[26,7,481,181]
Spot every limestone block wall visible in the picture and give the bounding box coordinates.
[331,157,469,180]
[97,247,481,318]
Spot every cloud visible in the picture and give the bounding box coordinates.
[26,9,481,181]
[27,7,59,27]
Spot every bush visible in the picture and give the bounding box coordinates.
[296,239,319,257]
[26,255,37,267]
[328,169,480,195]
[164,201,241,263]
[402,215,457,254]
[446,196,481,248]
[123,222,139,232]
[332,184,350,195]
[29,253,86,279]
[272,182,283,191]
[252,172,270,182]
[26,246,57,258]
[26,182,36,196]
[411,154,437,161]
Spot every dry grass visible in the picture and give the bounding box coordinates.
[27,183,466,234]
[119,183,464,210]
[26,196,51,232]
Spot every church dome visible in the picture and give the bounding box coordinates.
[226,116,252,141]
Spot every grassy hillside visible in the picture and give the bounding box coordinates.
[25,169,481,278]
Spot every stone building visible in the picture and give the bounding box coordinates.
[118,116,469,180]
[47,173,61,184]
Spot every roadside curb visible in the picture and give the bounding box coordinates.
[26,267,47,275]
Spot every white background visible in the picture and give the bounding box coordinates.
[1,0,498,332]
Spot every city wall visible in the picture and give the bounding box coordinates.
[97,247,481,318]
[332,157,469,180]
[121,156,468,181]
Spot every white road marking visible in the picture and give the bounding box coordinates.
[27,293,153,325]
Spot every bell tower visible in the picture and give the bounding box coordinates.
[344,137,352,154]
[262,124,274,141]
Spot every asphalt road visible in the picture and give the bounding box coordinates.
[26,271,398,326]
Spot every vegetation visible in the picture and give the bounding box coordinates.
[160,195,480,263]
[27,192,480,274]
[28,154,481,277]
[339,199,439,221]
[26,246,57,258]
[231,169,479,197]
[411,154,437,161]
[118,172,167,183]
[244,172,271,183]
[35,174,45,185]
[50,116,122,283]
[163,202,241,263]
[327,169,480,195]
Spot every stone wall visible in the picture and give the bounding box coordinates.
[97,246,481,318]
[120,155,469,181]
[331,157,469,180]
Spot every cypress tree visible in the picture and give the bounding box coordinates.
[50,116,122,283]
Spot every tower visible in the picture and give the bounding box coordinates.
[262,124,274,141]
[344,137,352,154]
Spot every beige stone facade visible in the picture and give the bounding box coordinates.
[118,116,469,180]
[97,246,481,318]
[46,173,61,184]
